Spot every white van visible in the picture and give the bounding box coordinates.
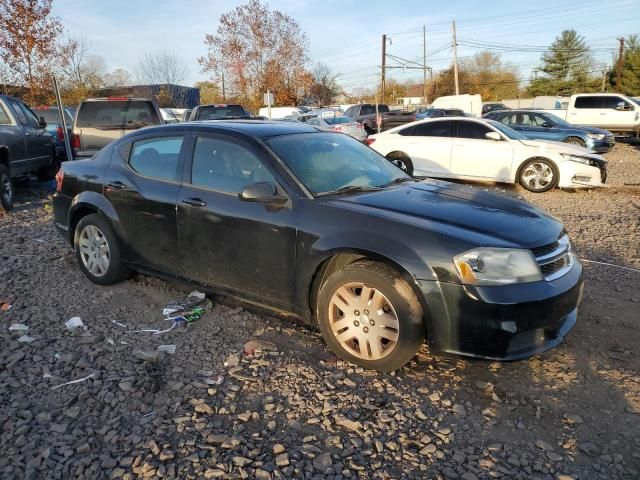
[258,106,306,119]
[431,94,482,116]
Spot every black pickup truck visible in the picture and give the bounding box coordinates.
[343,104,416,134]
[0,95,56,211]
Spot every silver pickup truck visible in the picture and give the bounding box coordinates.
[0,95,56,211]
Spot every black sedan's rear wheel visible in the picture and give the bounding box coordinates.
[0,165,13,212]
[316,261,425,372]
[74,213,126,285]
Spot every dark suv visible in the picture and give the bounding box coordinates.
[0,95,56,211]
[71,97,163,159]
[186,104,254,121]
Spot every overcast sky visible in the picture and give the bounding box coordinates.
[53,0,640,90]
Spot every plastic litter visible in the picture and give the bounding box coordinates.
[51,372,96,390]
[157,344,176,354]
[204,374,224,385]
[65,316,84,331]
[18,335,35,343]
[9,323,29,331]
[1,301,12,312]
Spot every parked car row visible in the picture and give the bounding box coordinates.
[53,120,585,372]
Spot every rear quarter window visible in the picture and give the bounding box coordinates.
[76,101,161,128]
[0,103,10,124]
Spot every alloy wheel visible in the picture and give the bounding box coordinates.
[522,162,554,191]
[328,282,400,360]
[78,224,110,277]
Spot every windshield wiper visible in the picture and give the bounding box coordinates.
[378,177,416,188]
[316,185,382,197]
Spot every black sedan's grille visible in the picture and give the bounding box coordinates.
[531,235,573,281]
[531,241,559,258]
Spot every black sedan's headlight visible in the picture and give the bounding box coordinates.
[453,248,543,286]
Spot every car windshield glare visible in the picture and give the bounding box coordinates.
[266,132,409,196]
[485,119,524,140]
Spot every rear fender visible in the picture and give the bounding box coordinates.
[68,191,122,244]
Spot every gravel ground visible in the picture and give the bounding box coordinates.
[1,143,639,480]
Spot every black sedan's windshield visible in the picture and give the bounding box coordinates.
[266,132,410,195]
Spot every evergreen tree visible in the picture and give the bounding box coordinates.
[527,30,595,95]
[612,35,640,96]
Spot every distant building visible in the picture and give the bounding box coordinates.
[397,84,427,106]
[94,84,200,109]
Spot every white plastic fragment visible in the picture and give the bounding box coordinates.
[65,316,84,331]
[189,291,206,300]
[17,335,35,343]
[157,344,176,354]
[51,372,96,390]
[9,323,29,331]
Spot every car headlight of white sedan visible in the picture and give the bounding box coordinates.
[560,153,594,165]
[453,248,543,286]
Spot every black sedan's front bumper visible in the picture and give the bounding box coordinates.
[419,261,583,360]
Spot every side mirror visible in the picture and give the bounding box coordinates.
[239,182,287,204]
[615,101,629,111]
[38,116,47,128]
[541,122,553,128]
[485,131,502,141]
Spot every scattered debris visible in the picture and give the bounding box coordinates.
[243,339,278,355]
[51,372,96,390]
[65,316,84,331]
[204,374,224,385]
[1,301,12,312]
[157,344,176,354]
[17,335,36,343]
[133,349,164,363]
[9,323,29,331]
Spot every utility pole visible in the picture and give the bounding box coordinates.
[423,25,427,106]
[381,34,387,103]
[616,37,624,92]
[601,65,608,92]
[452,21,459,95]
[221,73,226,101]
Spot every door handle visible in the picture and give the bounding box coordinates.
[106,181,127,190]
[182,197,207,207]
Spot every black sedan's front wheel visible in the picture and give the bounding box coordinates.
[317,261,425,372]
[74,214,126,285]
[386,152,414,176]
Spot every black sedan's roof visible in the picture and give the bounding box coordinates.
[144,120,318,138]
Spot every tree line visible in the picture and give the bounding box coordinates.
[1,0,638,109]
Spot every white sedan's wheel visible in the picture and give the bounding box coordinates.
[519,159,558,193]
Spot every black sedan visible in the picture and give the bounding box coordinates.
[53,121,583,371]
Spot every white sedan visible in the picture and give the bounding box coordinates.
[366,117,607,192]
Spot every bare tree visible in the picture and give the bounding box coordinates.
[308,63,340,106]
[64,36,106,90]
[103,68,133,88]
[135,51,188,85]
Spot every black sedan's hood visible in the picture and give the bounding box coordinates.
[329,180,564,248]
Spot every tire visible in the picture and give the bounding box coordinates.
[37,150,61,181]
[0,164,13,212]
[518,158,558,193]
[74,213,127,285]
[364,123,376,135]
[385,152,414,176]
[563,137,586,148]
[316,261,425,372]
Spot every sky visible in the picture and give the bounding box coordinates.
[53,0,640,92]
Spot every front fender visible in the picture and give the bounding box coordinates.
[294,230,440,321]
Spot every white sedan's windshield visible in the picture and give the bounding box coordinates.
[267,132,410,195]
[485,119,525,140]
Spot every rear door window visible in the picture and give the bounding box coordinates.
[0,103,10,124]
[409,120,453,137]
[456,121,493,140]
[193,105,247,120]
[574,96,603,109]
[190,136,275,195]
[76,101,161,128]
[129,136,184,181]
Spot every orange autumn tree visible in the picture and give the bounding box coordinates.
[198,0,311,113]
[0,0,71,103]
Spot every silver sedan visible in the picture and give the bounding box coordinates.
[306,115,367,142]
